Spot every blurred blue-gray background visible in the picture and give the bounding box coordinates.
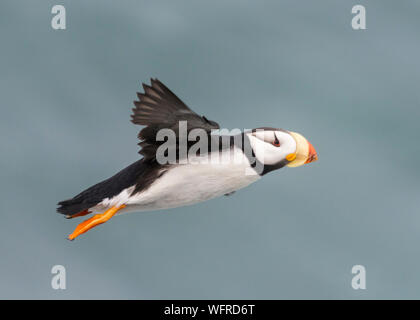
[1,0,419,299]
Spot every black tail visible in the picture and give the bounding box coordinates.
[57,198,96,216]
[57,159,145,217]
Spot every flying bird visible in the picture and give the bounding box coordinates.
[57,79,318,240]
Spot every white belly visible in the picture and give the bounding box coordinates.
[94,148,260,214]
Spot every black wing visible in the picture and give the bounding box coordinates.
[57,79,220,216]
[131,78,220,161]
[57,159,146,216]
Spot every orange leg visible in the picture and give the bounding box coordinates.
[66,209,91,219]
[67,205,126,241]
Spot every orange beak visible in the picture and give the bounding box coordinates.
[287,132,318,167]
[305,141,318,164]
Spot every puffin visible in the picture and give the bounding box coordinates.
[58,79,318,240]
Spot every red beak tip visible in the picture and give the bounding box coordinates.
[305,142,318,164]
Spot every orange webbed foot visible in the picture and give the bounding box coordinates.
[67,205,126,241]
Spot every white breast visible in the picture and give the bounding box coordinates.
[94,147,260,214]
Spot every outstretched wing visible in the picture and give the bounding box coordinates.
[131,78,220,160]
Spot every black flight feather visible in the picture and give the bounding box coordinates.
[131,78,220,161]
[57,78,220,216]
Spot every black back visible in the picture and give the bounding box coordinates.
[57,160,167,216]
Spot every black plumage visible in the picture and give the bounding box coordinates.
[57,160,145,216]
[57,79,220,217]
[132,78,219,161]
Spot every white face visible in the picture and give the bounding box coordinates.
[246,129,297,165]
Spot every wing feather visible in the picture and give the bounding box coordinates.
[131,78,220,160]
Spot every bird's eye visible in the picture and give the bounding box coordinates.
[273,137,280,147]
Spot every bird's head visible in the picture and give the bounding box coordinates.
[246,128,318,172]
